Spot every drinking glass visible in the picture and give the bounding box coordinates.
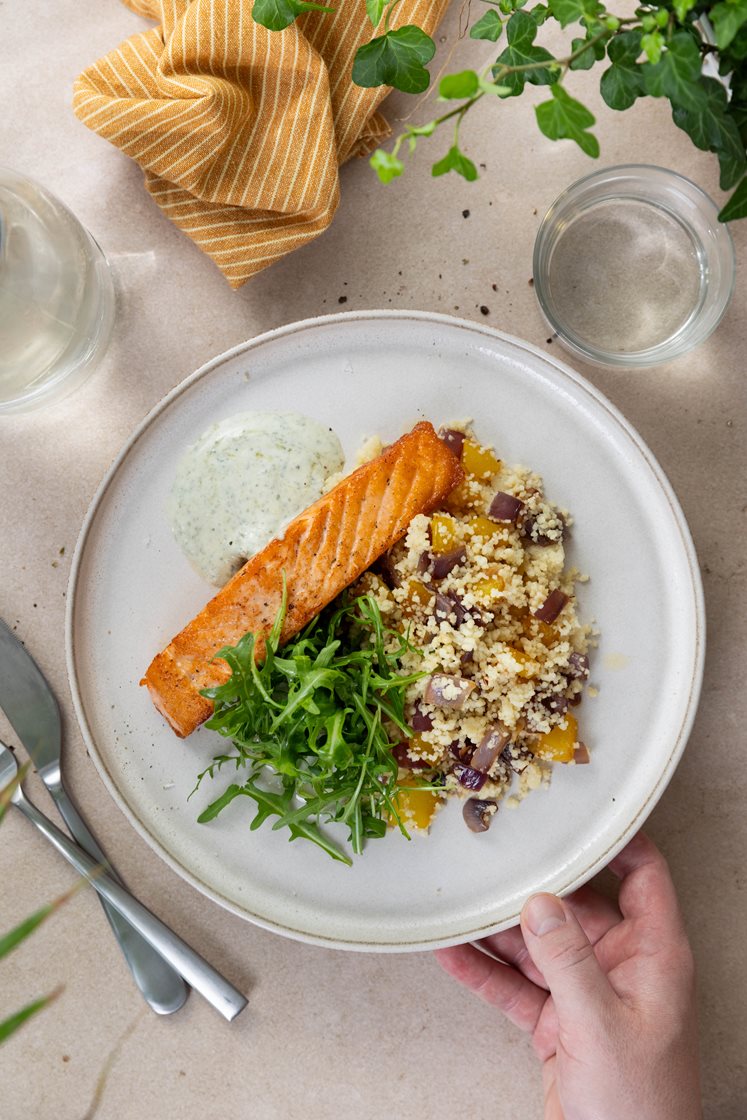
[0,168,115,413]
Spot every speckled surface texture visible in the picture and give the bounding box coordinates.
[1,3,746,1118]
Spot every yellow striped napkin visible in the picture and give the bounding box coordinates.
[73,0,447,288]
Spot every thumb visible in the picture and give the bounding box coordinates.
[520,893,616,1023]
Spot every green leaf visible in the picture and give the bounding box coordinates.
[673,0,696,19]
[600,30,645,109]
[710,0,747,50]
[641,30,664,65]
[569,34,606,70]
[547,0,602,28]
[470,9,503,40]
[535,84,600,156]
[252,0,335,32]
[719,174,747,220]
[528,3,549,24]
[672,77,747,189]
[494,10,559,95]
[366,0,387,26]
[431,145,479,180]
[352,25,436,93]
[0,905,55,959]
[369,148,404,183]
[642,31,708,113]
[0,990,62,1045]
[439,70,480,99]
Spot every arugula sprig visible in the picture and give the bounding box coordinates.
[191,588,434,865]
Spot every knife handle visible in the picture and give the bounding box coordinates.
[15,792,248,1022]
[52,783,189,1016]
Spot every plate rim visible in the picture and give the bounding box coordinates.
[65,309,706,951]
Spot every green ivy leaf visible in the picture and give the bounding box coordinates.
[528,3,550,23]
[710,0,747,50]
[494,10,559,95]
[642,31,708,113]
[252,0,334,32]
[432,145,479,181]
[641,30,665,64]
[569,33,606,70]
[352,25,436,93]
[369,148,404,183]
[672,77,747,189]
[547,0,602,28]
[470,9,504,40]
[718,174,747,220]
[535,84,600,156]
[673,0,696,20]
[439,70,480,99]
[366,0,387,26]
[600,30,645,109]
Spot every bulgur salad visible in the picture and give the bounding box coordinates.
[192,423,592,864]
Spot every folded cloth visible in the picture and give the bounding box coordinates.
[73,0,448,288]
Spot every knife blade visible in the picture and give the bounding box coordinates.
[0,618,188,1015]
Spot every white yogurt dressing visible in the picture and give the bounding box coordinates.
[168,411,345,586]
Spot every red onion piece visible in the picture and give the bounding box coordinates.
[374,551,400,589]
[471,724,512,774]
[431,546,467,580]
[439,428,466,459]
[410,702,433,732]
[489,491,525,523]
[534,589,568,623]
[434,591,467,629]
[521,512,565,546]
[416,550,433,574]
[424,673,476,710]
[392,742,432,769]
[454,763,487,791]
[542,694,569,716]
[573,743,590,764]
[567,652,590,679]
[462,799,496,833]
[460,649,475,666]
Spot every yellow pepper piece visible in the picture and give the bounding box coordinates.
[407,578,433,606]
[531,714,578,762]
[444,479,479,515]
[506,646,535,678]
[462,439,502,480]
[473,574,505,600]
[467,515,505,540]
[389,785,441,831]
[430,513,459,553]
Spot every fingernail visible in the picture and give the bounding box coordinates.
[524,894,567,937]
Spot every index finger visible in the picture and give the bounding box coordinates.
[609,831,686,941]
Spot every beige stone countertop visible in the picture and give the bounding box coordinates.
[1,2,746,1118]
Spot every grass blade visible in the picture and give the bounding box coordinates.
[0,876,90,959]
[0,762,30,825]
[0,986,63,1044]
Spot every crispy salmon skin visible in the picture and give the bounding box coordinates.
[143,421,463,737]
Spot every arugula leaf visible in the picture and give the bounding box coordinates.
[470,9,504,40]
[193,592,430,864]
[352,25,436,93]
[600,29,645,109]
[439,70,480,99]
[494,10,559,95]
[252,0,335,32]
[719,173,747,219]
[672,76,747,189]
[432,145,479,180]
[642,31,708,113]
[711,0,747,50]
[535,84,600,156]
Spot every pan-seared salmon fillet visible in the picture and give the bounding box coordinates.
[143,421,463,737]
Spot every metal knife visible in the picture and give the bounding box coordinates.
[0,618,188,1015]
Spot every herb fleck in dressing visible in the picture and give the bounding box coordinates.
[168,411,345,586]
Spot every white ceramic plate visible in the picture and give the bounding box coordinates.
[66,311,704,952]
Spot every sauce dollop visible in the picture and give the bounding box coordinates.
[168,411,345,586]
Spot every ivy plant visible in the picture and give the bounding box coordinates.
[251,0,747,220]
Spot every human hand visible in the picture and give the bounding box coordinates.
[436,832,701,1120]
